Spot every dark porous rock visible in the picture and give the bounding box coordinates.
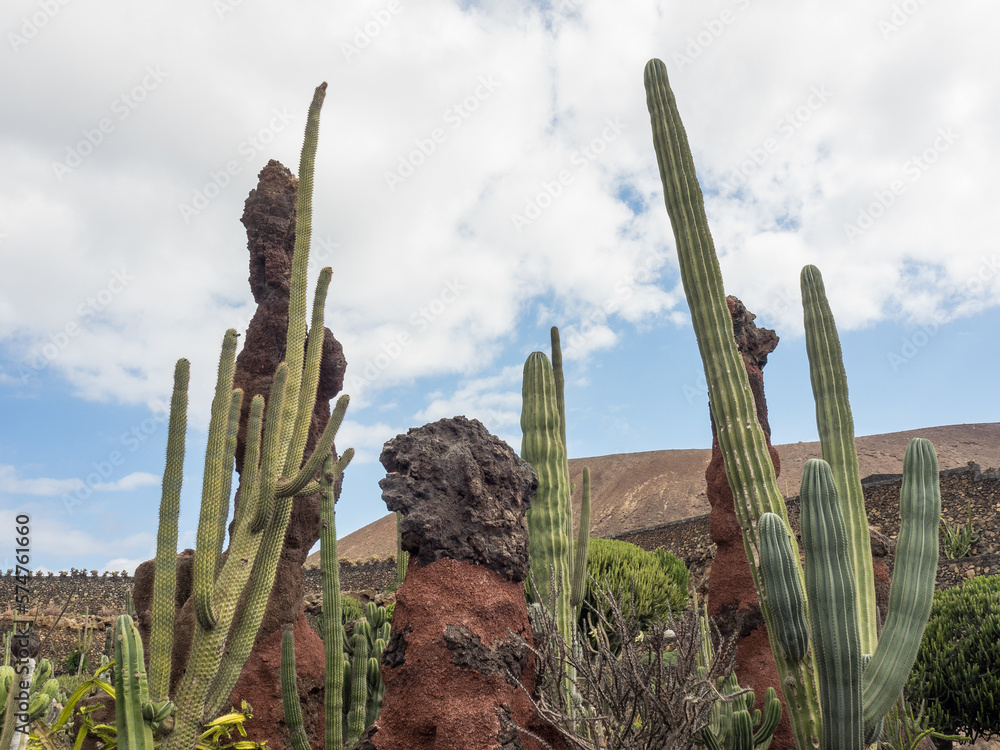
[379,416,537,583]
[442,624,530,687]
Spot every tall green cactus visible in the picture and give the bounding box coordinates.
[521,349,573,642]
[282,452,385,750]
[135,81,356,750]
[521,327,592,636]
[114,615,172,750]
[644,57,941,750]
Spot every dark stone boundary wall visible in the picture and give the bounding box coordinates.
[0,573,134,614]
[609,462,1000,592]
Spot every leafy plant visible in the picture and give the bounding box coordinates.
[906,574,1000,741]
[580,538,689,649]
[939,501,979,559]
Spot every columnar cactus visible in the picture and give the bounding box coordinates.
[114,615,172,750]
[644,57,941,750]
[521,348,574,643]
[137,81,355,750]
[520,327,592,635]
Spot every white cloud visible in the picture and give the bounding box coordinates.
[3,0,995,423]
[0,466,160,496]
[0,465,82,496]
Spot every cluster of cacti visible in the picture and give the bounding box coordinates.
[697,672,781,750]
[906,574,1000,740]
[580,538,689,639]
[109,81,355,750]
[343,603,390,743]
[281,450,389,750]
[1,657,61,746]
[644,57,941,750]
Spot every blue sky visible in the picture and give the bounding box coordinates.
[1,0,997,574]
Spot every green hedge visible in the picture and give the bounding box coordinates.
[905,574,1000,741]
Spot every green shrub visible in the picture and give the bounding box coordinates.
[580,538,689,638]
[905,574,1000,741]
[63,650,89,677]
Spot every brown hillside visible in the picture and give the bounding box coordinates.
[310,422,1000,564]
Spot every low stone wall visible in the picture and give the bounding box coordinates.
[609,462,1000,591]
[0,572,133,615]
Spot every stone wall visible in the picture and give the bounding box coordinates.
[609,462,1000,591]
[0,572,134,615]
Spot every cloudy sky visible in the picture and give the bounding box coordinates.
[1,0,997,575]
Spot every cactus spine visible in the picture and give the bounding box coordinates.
[145,82,354,750]
[644,57,941,750]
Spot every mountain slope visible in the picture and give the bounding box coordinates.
[311,422,1000,563]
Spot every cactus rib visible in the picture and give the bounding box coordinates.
[801,264,877,655]
[861,438,940,731]
[800,459,862,750]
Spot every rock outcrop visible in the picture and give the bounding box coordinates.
[371,416,564,750]
[132,160,346,750]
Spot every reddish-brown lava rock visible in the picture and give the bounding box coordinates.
[229,159,347,644]
[372,558,565,750]
[705,296,794,749]
[705,297,893,750]
[229,611,327,750]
